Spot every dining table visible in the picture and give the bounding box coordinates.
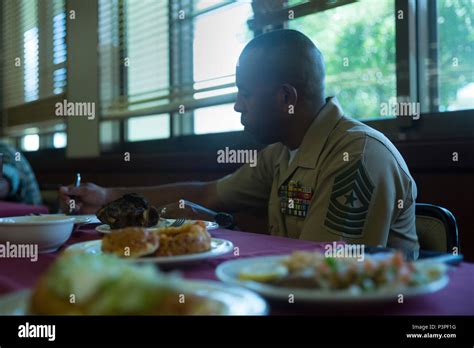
[0,201,49,218]
[0,221,473,316]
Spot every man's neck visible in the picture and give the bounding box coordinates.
[282,100,326,150]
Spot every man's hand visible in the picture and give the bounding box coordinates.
[59,183,110,214]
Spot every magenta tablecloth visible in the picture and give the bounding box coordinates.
[0,201,49,217]
[0,225,473,315]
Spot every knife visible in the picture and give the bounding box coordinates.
[161,200,234,229]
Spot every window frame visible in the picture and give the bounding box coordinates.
[99,0,250,147]
[99,0,473,157]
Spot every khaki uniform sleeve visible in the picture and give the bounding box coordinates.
[300,136,416,254]
[216,144,281,211]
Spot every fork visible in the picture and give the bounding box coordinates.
[169,218,186,227]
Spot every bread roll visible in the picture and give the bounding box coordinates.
[102,227,159,258]
[154,221,211,256]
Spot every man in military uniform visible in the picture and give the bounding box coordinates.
[60,30,419,259]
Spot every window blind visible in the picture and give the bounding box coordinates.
[1,0,67,109]
[2,0,39,108]
[98,0,256,120]
[98,0,170,118]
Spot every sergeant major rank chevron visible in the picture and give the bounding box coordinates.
[324,159,375,237]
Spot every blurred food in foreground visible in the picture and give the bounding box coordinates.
[30,253,225,315]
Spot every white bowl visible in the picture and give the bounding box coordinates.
[0,216,75,253]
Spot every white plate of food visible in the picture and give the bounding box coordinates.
[94,193,220,234]
[0,253,267,316]
[82,221,232,265]
[215,251,449,303]
[67,231,234,265]
[95,219,219,234]
[66,238,233,265]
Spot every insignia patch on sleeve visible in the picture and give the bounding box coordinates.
[324,159,375,237]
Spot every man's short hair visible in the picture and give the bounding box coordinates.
[240,29,326,107]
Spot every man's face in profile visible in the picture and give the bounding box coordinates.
[234,51,288,144]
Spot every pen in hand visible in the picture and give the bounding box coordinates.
[68,173,81,215]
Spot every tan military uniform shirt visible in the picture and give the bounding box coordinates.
[217,97,419,259]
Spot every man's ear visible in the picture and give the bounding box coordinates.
[278,84,298,114]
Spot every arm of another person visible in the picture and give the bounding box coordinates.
[0,144,42,205]
[0,178,10,199]
[0,150,22,202]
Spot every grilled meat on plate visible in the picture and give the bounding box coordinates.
[96,193,159,229]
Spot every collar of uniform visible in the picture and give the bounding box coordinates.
[277,97,344,186]
[297,96,344,168]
